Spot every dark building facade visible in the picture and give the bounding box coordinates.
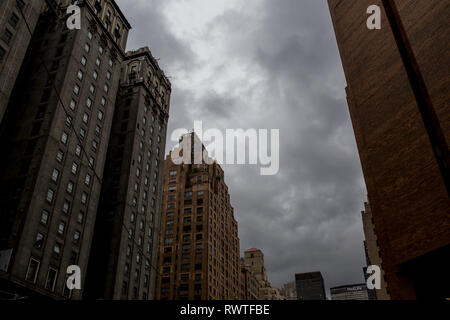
[330,283,369,300]
[0,0,45,126]
[84,47,171,300]
[156,133,241,300]
[295,272,326,300]
[0,0,131,299]
[328,0,450,299]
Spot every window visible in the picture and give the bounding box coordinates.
[101,96,106,106]
[96,57,101,67]
[84,43,90,53]
[34,233,44,249]
[109,59,113,67]
[89,84,95,94]
[9,13,20,28]
[53,243,61,256]
[70,99,77,110]
[51,169,59,182]
[67,181,74,194]
[89,157,95,168]
[86,97,93,109]
[65,115,72,127]
[85,173,91,186]
[0,45,7,62]
[62,200,70,214]
[80,128,86,140]
[106,71,111,80]
[2,29,13,44]
[77,70,83,80]
[99,46,104,55]
[77,211,85,224]
[98,110,104,121]
[83,112,89,124]
[45,268,58,291]
[169,170,177,176]
[76,145,82,157]
[41,210,49,224]
[93,70,98,80]
[81,56,87,66]
[73,231,81,244]
[58,221,66,235]
[72,162,79,175]
[46,189,55,203]
[74,84,80,95]
[61,132,68,144]
[25,258,40,283]
[81,192,88,205]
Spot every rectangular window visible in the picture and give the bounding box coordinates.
[45,268,58,292]
[9,13,20,28]
[2,29,13,44]
[25,258,40,283]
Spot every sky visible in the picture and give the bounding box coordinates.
[116,0,368,294]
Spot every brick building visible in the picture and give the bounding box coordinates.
[156,133,241,300]
[328,0,450,299]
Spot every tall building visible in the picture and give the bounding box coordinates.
[330,284,369,301]
[361,202,390,300]
[243,248,268,287]
[243,248,282,300]
[0,0,45,126]
[280,281,297,300]
[84,47,171,300]
[295,272,326,300]
[0,0,131,299]
[328,0,450,299]
[156,133,241,300]
[239,258,260,300]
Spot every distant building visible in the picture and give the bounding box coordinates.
[243,248,282,300]
[281,281,297,300]
[295,272,326,300]
[361,202,390,300]
[330,284,369,300]
[239,259,260,300]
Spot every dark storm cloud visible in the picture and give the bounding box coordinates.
[117,0,368,296]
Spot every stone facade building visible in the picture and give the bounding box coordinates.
[84,47,171,300]
[0,0,45,126]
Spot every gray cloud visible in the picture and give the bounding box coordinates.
[117,0,368,296]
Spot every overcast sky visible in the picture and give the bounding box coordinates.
[116,0,368,295]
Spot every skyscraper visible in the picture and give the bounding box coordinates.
[0,0,131,299]
[156,133,241,300]
[84,47,171,300]
[0,0,45,126]
[330,284,369,301]
[328,0,450,299]
[295,272,326,300]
